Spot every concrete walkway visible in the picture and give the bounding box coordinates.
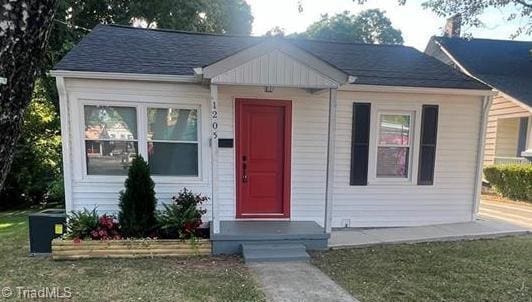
[249,262,358,302]
[330,218,530,248]
[480,194,532,229]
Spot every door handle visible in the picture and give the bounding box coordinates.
[242,156,248,183]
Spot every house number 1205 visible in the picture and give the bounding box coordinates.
[211,99,218,140]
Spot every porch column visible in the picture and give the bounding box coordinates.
[324,88,337,233]
[210,84,220,233]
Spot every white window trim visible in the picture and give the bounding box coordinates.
[146,104,202,179]
[368,104,422,185]
[78,99,204,183]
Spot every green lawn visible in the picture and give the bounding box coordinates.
[312,236,532,302]
[0,211,265,302]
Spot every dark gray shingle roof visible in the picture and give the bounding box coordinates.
[433,36,532,106]
[55,24,488,90]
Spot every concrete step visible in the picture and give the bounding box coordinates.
[242,243,310,263]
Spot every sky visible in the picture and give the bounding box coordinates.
[245,0,531,50]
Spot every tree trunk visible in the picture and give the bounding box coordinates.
[0,0,58,190]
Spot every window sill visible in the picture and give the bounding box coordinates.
[76,175,208,185]
[366,181,435,187]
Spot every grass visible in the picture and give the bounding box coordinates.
[0,211,265,302]
[312,236,532,302]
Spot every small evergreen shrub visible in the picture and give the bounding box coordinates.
[484,164,532,201]
[118,155,158,238]
[157,188,208,239]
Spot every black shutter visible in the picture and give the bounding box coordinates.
[418,105,439,185]
[350,103,371,185]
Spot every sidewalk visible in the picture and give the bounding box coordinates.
[249,262,358,302]
[330,218,530,248]
[480,194,532,229]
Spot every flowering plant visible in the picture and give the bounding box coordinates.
[66,209,121,240]
[89,215,122,240]
[157,188,208,239]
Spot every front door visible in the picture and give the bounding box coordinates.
[236,99,291,218]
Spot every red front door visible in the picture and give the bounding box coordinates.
[236,99,291,218]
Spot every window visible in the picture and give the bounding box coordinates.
[376,113,412,178]
[84,105,138,175]
[147,108,199,176]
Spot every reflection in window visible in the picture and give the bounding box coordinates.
[84,106,138,175]
[147,108,199,176]
[376,114,412,178]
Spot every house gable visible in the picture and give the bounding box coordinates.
[202,39,349,89]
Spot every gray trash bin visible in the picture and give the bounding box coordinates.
[28,209,66,256]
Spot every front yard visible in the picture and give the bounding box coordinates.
[312,236,532,302]
[0,211,265,302]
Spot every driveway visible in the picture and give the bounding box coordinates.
[480,194,532,229]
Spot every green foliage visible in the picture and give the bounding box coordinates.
[0,80,62,210]
[421,0,531,37]
[118,156,157,238]
[353,0,530,38]
[1,0,253,211]
[484,164,532,201]
[66,208,100,239]
[157,188,208,239]
[296,9,403,44]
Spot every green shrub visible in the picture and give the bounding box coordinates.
[157,188,208,239]
[484,164,532,201]
[118,155,157,238]
[66,208,99,239]
[66,208,121,240]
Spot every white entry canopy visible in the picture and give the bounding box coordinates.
[199,39,350,89]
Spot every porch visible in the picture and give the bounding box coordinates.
[211,221,330,256]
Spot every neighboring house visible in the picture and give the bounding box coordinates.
[51,24,492,253]
[425,27,532,166]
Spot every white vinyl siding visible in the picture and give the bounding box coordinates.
[216,86,329,223]
[333,91,482,227]
[60,78,483,228]
[62,79,212,216]
[211,50,338,88]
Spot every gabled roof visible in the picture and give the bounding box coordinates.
[54,24,488,90]
[429,36,532,106]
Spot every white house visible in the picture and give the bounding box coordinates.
[51,25,493,254]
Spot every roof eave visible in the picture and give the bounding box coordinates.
[340,83,496,96]
[49,70,199,83]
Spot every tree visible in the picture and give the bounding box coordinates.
[297,10,404,44]
[354,0,532,37]
[0,0,254,208]
[0,80,62,210]
[118,156,157,238]
[265,26,286,37]
[421,0,532,37]
[0,0,58,191]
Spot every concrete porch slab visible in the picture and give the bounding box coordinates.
[211,221,329,255]
[329,218,530,248]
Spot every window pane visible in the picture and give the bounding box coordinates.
[379,114,410,145]
[148,142,198,176]
[148,108,197,141]
[86,141,138,175]
[84,106,137,140]
[377,147,409,178]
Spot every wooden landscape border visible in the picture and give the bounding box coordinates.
[52,239,211,260]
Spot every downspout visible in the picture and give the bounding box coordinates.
[324,88,337,233]
[472,95,493,220]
